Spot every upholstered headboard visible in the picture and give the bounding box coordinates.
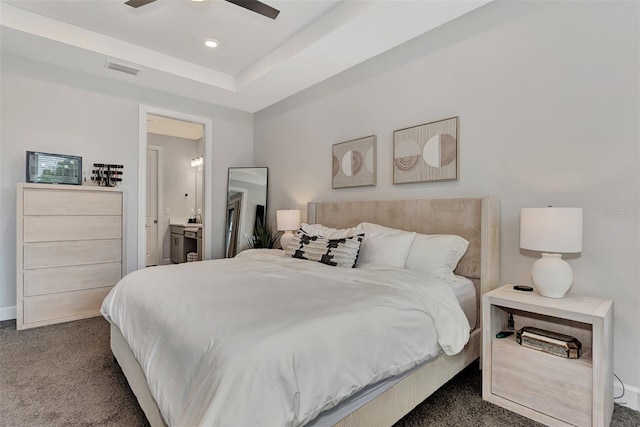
[307,197,500,297]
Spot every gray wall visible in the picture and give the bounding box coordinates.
[255,2,640,390]
[0,53,254,315]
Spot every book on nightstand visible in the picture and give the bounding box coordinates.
[516,326,582,359]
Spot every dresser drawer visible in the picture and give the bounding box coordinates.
[23,188,122,216]
[491,337,592,426]
[170,225,184,234]
[23,286,113,324]
[23,216,122,242]
[23,239,122,269]
[24,263,122,296]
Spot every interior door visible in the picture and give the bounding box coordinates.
[146,148,159,266]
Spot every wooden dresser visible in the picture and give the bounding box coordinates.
[16,183,123,330]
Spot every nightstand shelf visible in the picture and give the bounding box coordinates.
[482,285,613,427]
[493,333,593,367]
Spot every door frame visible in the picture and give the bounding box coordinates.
[147,144,163,266]
[227,186,248,255]
[137,105,213,270]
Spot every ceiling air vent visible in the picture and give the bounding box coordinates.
[105,61,141,76]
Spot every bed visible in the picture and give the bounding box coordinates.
[104,197,500,427]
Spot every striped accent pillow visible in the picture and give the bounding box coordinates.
[284,230,364,268]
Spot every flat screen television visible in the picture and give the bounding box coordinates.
[26,151,83,185]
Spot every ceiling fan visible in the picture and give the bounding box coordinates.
[125,0,280,20]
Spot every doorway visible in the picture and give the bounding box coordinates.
[137,106,213,270]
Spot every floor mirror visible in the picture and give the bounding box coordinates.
[225,167,268,257]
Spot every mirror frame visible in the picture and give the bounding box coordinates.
[225,167,269,257]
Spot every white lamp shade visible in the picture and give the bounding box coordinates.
[276,209,301,232]
[520,207,583,253]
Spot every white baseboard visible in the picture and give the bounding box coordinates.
[0,306,16,321]
[615,382,640,411]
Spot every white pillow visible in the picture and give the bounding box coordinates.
[405,234,469,280]
[300,223,360,239]
[359,222,407,234]
[356,223,416,269]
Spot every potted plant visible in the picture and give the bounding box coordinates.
[247,219,282,249]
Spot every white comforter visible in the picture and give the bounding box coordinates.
[101,250,470,427]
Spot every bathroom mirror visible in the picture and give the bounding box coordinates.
[225,167,268,257]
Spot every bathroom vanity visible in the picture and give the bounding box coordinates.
[170,223,202,263]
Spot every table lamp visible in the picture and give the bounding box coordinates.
[520,207,583,298]
[277,209,300,250]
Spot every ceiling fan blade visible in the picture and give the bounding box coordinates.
[125,0,157,8]
[225,0,280,20]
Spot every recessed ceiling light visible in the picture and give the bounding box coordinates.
[204,39,219,49]
[191,0,205,2]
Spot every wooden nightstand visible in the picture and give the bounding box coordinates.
[482,285,613,427]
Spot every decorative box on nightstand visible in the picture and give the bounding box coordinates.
[482,285,613,427]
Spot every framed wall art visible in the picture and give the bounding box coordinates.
[332,135,377,189]
[393,116,458,184]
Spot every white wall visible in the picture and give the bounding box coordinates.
[147,133,198,261]
[0,53,253,315]
[255,1,640,394]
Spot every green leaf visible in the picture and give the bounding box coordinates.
[246,217,283,249]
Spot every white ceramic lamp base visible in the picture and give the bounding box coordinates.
[531,253,573,298]
[280,231,294,250]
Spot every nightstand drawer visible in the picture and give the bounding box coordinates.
[492,337,592,426]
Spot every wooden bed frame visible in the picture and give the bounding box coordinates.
[110,197,500,427]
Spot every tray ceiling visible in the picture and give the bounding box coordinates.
[1,0,491,112]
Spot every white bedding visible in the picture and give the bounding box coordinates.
[451,275,477,329]
[101,250,470,427]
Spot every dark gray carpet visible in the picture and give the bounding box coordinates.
[1,317,638,427]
